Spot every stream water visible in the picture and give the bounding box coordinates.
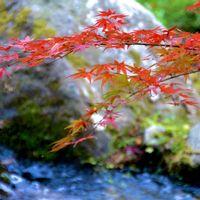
[1,146,200,200]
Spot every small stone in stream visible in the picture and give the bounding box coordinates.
[22,164,53,182]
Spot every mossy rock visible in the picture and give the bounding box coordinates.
[0,68,93,162]
[0,100,90,161]
[0,0,55,39]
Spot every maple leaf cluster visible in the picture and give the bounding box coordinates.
[0,2,200,151]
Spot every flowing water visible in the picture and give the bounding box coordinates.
[1,146,200,200]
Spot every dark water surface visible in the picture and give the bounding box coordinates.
[1,146,200,200]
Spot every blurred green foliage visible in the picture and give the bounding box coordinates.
[137,0,200,32]
[142,109,192,169]
[103,98,193,171]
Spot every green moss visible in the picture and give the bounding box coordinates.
[0,0,5,9]
[1,101,58,160]
[47,80,60,91]
[32,19,56,38]
[67,54,90,68]
[0,1,14,38]
[8,8,31,38]
[15,8,30,26]
[0,1,31,38]
[129,50,142,65]
[0,0,55,39]
[141,108,193,170]
[0,100,84,161]
[109,126,136,150]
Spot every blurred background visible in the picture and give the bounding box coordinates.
[138,0,200,32]
[0,0,200,199]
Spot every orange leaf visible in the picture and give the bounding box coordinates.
[160,85,180,94]
[50,135,74,152]
[65,119,89,134]
[67,68,93,83]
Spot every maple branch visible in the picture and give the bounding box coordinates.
[99,41,199,51]
[23,42,198,69]
[128,69,200,98]
[121,42,181,48]
[162,69,200,82]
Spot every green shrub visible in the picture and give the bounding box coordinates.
[137,0,200,32]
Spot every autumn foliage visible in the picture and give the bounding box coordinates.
[1,1,200,151]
